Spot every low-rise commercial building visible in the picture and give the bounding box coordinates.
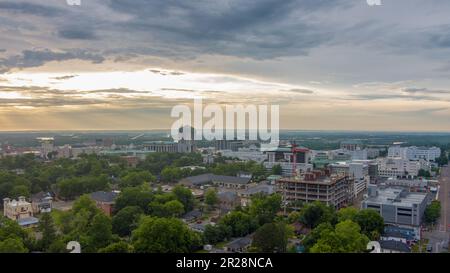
[361,185,430,227]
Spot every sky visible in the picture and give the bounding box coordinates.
[1,0,450,131]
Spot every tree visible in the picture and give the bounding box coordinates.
[424,200,441,225]
[418,169,431,178]
[203,224,232,245]
[85,213,113,252]
[47,239,68,253]
[354,209,384,240]
[252,222,292,253]
[287,211,301,224]
[120,171,155,187]
[0,216,31,251]
[337,207,358,223]
[38,213,57,251]
[271,164,282,175]
[163,200,185,217]
[99,241,133,253]
[10,185,30,198]
[172,185,195,212]
[302,222,334,252]
[249,193,282,226]
[219,211,257,237]
[204,188,219,209]
[0,238,28,253]
[310,220,369,253]
[112,206,143,237]
[436,153,449,167]
[160,167,182,183]
[299,201,337,229]
[114,187,154,213]
[132,216,201,253]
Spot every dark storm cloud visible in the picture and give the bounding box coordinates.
[0,1,63,17]
[402,87,450,95]
[58,28,97,40]
[285,88,315,94]
[105,0,352,59]
[52,75,78,80]
[0,49,105,72]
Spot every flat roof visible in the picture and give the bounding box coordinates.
[364,187,428,207]
[277,174,347,185]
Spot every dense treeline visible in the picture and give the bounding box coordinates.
[0,152,269,201]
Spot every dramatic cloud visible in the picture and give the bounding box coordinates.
[0,2,63,17]
[1,0,450,130]
[0,49,104,72]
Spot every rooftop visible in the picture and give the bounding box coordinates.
[143,141,177,145]
[226,236,252,249]
[379,240,411,253]
[243,184,274,195]
[90,191,118,203]
[181,173,251,185]
[277,171,347,186]
[364,187,428,207]
[18,217,39,227]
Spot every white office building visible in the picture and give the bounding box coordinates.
[388,145,441,162]
[330,160,370,197]
[377,157,422,178]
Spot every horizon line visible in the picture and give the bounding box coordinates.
[0,129,450,134]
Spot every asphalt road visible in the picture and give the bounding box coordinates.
[438,166,450,234]
[425,165,450,252]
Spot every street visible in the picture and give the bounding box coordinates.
[423,165,450,253]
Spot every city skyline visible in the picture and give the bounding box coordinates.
[1,0,450,131]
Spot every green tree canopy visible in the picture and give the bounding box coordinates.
[310,220,369,253]
[204,188,219,209]
[219,211,257,237]
[249,193,282,226]
[38,212,57,251]
[172,185,195,212]
[424,200,441,225]
[112,206,143,237]
[252,222,292,253]
[354,209,384,240]
[132,216,201,253]
[99,241,133,253]
[114,187,154,213]
[0,238,28,253]
[299,201,337,229]
[120,170,155,187]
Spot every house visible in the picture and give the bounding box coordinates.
[189,222,208,233]
[31,192,53,214]
[3,197,39,227]
[182,209,202,222]
[218,191,241,213]
[379,240,411,253]
[224,236,253,253]
[239,184,274,207]
[90,191,119,216]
